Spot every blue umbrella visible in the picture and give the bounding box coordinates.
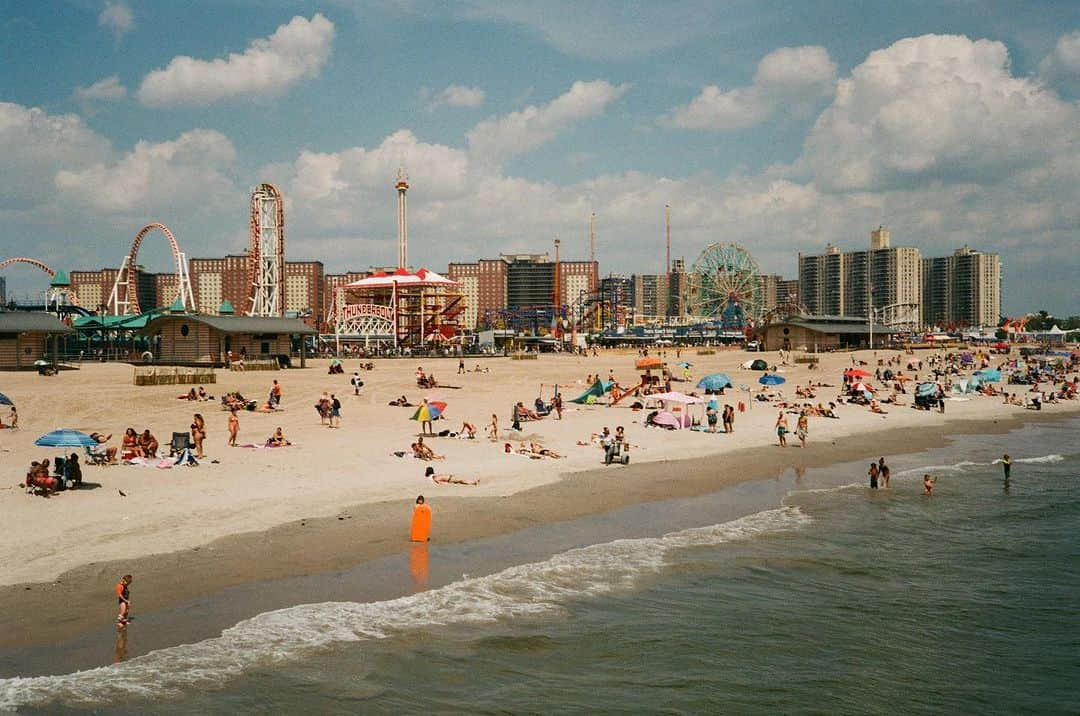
[34,429,97,448]
[0,392,13,406]
[758,374,786,386]
[677,361,693,368]
[697,373,732,391]
[917,382,939,397]
[974,369,1001,382]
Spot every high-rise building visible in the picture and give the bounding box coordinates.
[449,253,597,329]
[632,273,669,320]
[922,246,1001,329]
[799,228,922,320]
[189,254,254,316]
[284,260,324,326]
[0,276,7,305]
[777,279,800,306]
[598,274,634,329]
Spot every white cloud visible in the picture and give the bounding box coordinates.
[73,75,127,108]
[1039,30,1080,93]
[467,80,629,164]
[0,102,111,209]
[55,129,240,213]
[427,84,486,110]
[99,1,134,41]
[136,14,335,107]
[663,45,836,130]
[800,34,1077,192]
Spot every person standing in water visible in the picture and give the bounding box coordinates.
[923,474,936,495]
[1001,454,1012,481]
[116,574,133,625]
[775,411,788,447]
[868,462,880,489]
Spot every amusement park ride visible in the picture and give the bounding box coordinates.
[330,169,465,348]
[106,222,196,316]
[0,257,80,312]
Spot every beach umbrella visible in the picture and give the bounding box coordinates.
[35,429,97,448]
[759,374,785,386]
[895,375,913,382]
[0,392,13,406]
[410,403,443,422]
[427,400,448,412]
[749,359,769,371]
[635,356,664,370]
[974,369,1001,382]
[677,361,693,368]
[917,382,939,397]
[33,360,50,367]
[850,382,874,393]
[844,369,871,378]
[697,373,733,391]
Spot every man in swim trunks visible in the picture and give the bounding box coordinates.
[775,411,788,447]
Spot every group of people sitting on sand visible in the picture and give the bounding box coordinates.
[416,367,438,389]
[181,386,213,402]
[221,392,258,411]
[25,454,83,495]
[120,427,159,459]
[409,436,444,461]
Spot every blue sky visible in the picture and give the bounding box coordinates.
[1,0,1078,316]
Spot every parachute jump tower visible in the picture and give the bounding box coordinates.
[247,183,286,317]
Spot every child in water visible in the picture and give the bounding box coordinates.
[923,474,936,496]
[116,574,133,625]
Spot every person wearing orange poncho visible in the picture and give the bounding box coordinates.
[410,495,432,542]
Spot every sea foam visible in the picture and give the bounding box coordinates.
[0,506,809,711]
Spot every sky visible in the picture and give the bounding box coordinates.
[1,0,1078,316]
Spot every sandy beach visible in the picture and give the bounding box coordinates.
[2,348,1076,654]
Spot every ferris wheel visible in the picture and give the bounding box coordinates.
[689,243,763,329]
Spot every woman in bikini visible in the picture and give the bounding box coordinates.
[191,413,207,459]
[122,428,145,459]
[425,466,479,485]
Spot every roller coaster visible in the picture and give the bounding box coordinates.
[0,256,80,308]
[106,222,195,316]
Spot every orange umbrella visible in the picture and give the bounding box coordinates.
[635,356,663,370]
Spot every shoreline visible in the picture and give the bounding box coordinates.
[2,408,1071,665]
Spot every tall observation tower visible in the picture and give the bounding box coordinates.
[395,168,409,270]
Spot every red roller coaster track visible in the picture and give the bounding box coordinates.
[0,257,80,305]
[123,223,184,315]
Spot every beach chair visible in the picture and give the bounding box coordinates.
[84,445,109,466]
[169,432,192,457]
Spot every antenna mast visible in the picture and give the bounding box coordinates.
[665,204,671,274]
[589,212,596,265]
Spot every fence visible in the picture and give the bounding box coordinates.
[134,366,217,386]
[229,358,279,372]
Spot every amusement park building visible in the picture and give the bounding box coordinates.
[139,314,315,367]
[0,312,75,370]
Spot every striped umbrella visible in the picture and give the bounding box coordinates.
[35,429,97,448]
[410,403,444,422]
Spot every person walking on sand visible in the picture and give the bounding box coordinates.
[116,574,133,625]
[351,372,363,396]
[458,357,466,375]
[487,413,498,440]
[553,392,563,420]
[329,394,341,428]
[796,410,808,448]
[227,409,239,447]
[270,379,282,408]
[775,411,788,447]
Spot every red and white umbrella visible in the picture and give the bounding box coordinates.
[850,382,874,393]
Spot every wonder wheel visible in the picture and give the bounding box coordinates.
[689,243,762,329]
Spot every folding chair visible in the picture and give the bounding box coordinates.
[170,432,192,457]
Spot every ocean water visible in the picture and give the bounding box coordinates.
[3,416,1078,714]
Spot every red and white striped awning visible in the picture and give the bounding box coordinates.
[344,267,460,289]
